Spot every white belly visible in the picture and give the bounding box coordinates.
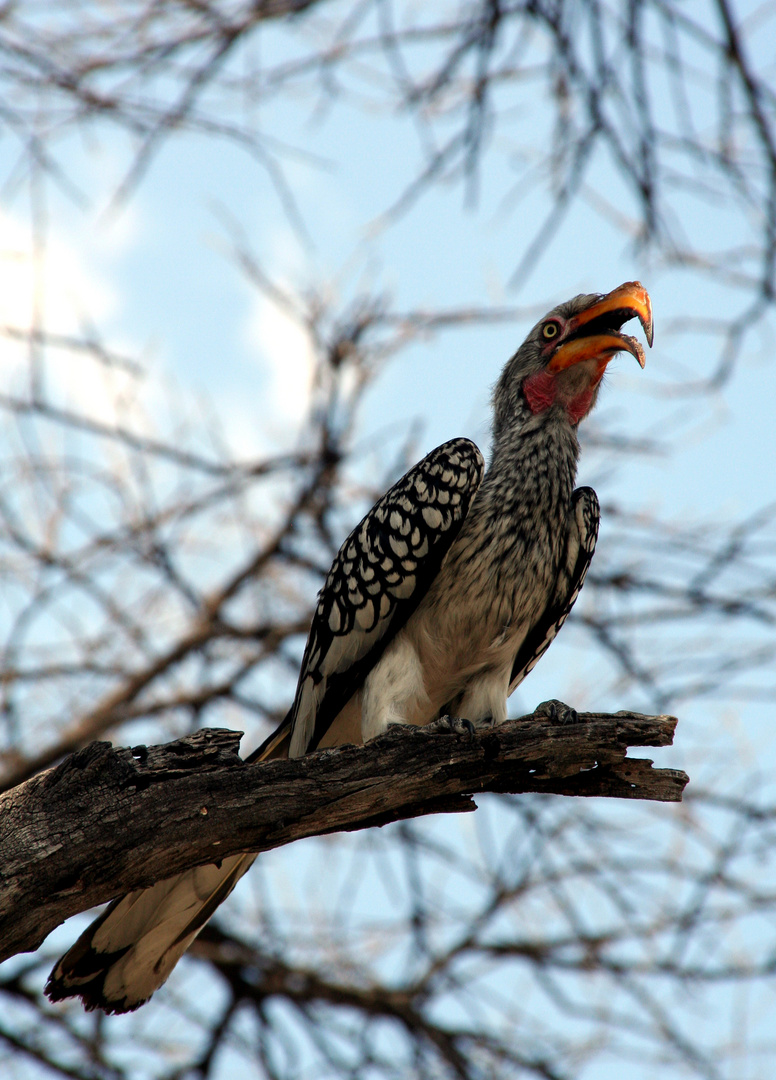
[359,612,531,741]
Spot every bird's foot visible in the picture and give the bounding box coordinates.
[423,715,477,738]
[534,699,581,725]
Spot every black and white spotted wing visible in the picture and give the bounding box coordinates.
[286,438,484,757]
[508,486,600,693]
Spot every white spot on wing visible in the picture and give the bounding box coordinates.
[389,536,409,558]
[422,506,443,529]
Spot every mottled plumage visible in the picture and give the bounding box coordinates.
[46,281,652,1014]
[288,438,484,757]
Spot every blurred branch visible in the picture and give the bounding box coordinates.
[0,710,685,963]
[1,1,775,339]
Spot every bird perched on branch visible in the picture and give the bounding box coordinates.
[46,281,653,1013]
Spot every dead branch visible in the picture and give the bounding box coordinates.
[0,709,686,963]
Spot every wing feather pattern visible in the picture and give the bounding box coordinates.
[508,486,599,693]
[288,438,484,757]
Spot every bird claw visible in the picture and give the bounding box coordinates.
[423,715,477,738]
[534,699,581,725]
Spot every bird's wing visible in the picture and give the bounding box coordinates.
[508,486,599,693]
[285,437,484,758]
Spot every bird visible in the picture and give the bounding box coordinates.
[46,281,653,1013]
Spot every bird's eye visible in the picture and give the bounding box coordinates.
[542,321,560,340]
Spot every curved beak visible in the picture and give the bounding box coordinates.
[547,281,653,372]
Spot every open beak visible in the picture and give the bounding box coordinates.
[547,281,653,373]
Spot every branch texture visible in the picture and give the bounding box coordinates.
[0,709,686,963]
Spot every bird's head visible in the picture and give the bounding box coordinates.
[493,281,653,434]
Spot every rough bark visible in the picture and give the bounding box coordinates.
[0,709,687,963]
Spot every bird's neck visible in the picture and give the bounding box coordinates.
[484,407,579,523]
[436,408,581,635]
[490,405,579,476]
[440,408,581,627]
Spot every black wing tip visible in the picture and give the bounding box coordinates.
[45,971,146,1015]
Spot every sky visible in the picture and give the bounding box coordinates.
[2,38,768,513]
[1,31,770,756]
[1,6,775,1074]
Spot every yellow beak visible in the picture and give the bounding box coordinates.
[547,281,653,372]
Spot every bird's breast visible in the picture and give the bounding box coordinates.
[402,476,568,709]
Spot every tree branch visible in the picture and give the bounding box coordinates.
[0,709,687,963]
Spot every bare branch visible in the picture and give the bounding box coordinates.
[0,710,685,963]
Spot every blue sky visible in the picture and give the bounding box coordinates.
[2,20,773,772]
[2,8,776,1075]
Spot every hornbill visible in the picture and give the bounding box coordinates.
[46,281,653,1013]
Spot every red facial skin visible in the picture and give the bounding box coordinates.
[522,368,600,424]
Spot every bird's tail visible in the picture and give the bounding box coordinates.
[45,851,257,1012]
[45,719,292,1014]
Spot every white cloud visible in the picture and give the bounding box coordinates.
[248,295,314,434]
[242,230,316,452]
[0,208,145,424]
[0,210,115,342]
